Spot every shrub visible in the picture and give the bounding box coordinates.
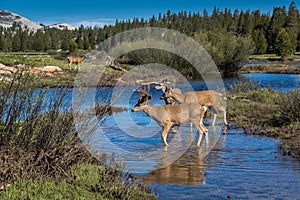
[272,90,300,126]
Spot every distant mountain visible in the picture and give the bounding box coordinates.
[48,23,76,30]
[0,10,42,30]
[0,10,77,31]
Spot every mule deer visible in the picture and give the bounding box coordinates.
[164,88,227,126]
[154,82,182,106]
[67,55,86,70]
[131,89,208,146]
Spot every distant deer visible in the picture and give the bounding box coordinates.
[163,88,227,126]
[105,55,127,72]
[67,55,87,70]
[132,89,208,146]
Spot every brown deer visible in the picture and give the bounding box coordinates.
[163,88,227,126]
[131,89,208,146]
[67,55,87,70]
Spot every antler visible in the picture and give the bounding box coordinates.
[133,89,149,96]
[136,80,160,85]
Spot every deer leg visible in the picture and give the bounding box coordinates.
[161,123,172,146]
[212,114,217,126]
[200,107,208,133]
[200,120,208,133]
[191,118,206,146]
[215,105,228,125]
[196,124,209,147]
[208,106,218,126]
[69,62,72,70]
[194,124,204,146]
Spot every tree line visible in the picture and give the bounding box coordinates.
[0,1,299,75]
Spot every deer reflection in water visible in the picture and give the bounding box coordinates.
[140,126,227,186]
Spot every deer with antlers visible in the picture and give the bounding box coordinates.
[131,88,208,146]
[136,80,181,106]
[163,87,228,126]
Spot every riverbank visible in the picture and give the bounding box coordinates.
[1,53,300,88]
[0,73,156,200]
[227,83,300,158]
[239,64,300,74]
[239,53,300,74]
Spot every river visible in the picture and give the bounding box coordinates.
[75,73,299,199]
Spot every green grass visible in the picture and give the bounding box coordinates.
[248,52,300,60]
[0,53,69,69]
[0,164,156,200]
[227,83,300,157]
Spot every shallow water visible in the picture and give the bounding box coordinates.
[83,73,300,199]
[237,74,299,92]
[148,131,300,199]
[88,104,300,199]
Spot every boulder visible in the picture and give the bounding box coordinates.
[39,66,63,73]
[0,63,17,73]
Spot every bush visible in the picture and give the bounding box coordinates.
[272,90,300,126]
[0,70,74,150]
[275,28,296,60]
[194,31,254,76]
[0,69,156,199]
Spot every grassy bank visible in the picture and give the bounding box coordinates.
[239,64,300,74]
[227,82,300,158]
[239,53,300,74]
[248,53,300,61]
[0,71,156,199]
[0,164,155,200]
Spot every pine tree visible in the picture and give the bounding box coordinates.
[12,31,21,52]
[252,29,268,54]
[287,1,299,35]
[0,33,5,51]
[267,6,288,52]
[68,40,78,53]
[275,28,295,59]
[287,1,299,50]
[83,36,90,50]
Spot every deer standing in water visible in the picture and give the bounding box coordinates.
[131,89,208,146]
[163,88,228,126]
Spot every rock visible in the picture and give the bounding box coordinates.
[0,63,17,73]
[0,70,12,75]
[39,66,63,73]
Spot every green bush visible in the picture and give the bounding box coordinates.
[272,90,300,126]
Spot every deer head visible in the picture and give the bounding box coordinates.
[131,89,152,112]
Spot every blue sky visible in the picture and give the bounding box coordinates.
[1,0,297,27]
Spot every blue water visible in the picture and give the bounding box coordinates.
[234,74,299,92]
[149,132,300,199]
[79,73,300,199]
